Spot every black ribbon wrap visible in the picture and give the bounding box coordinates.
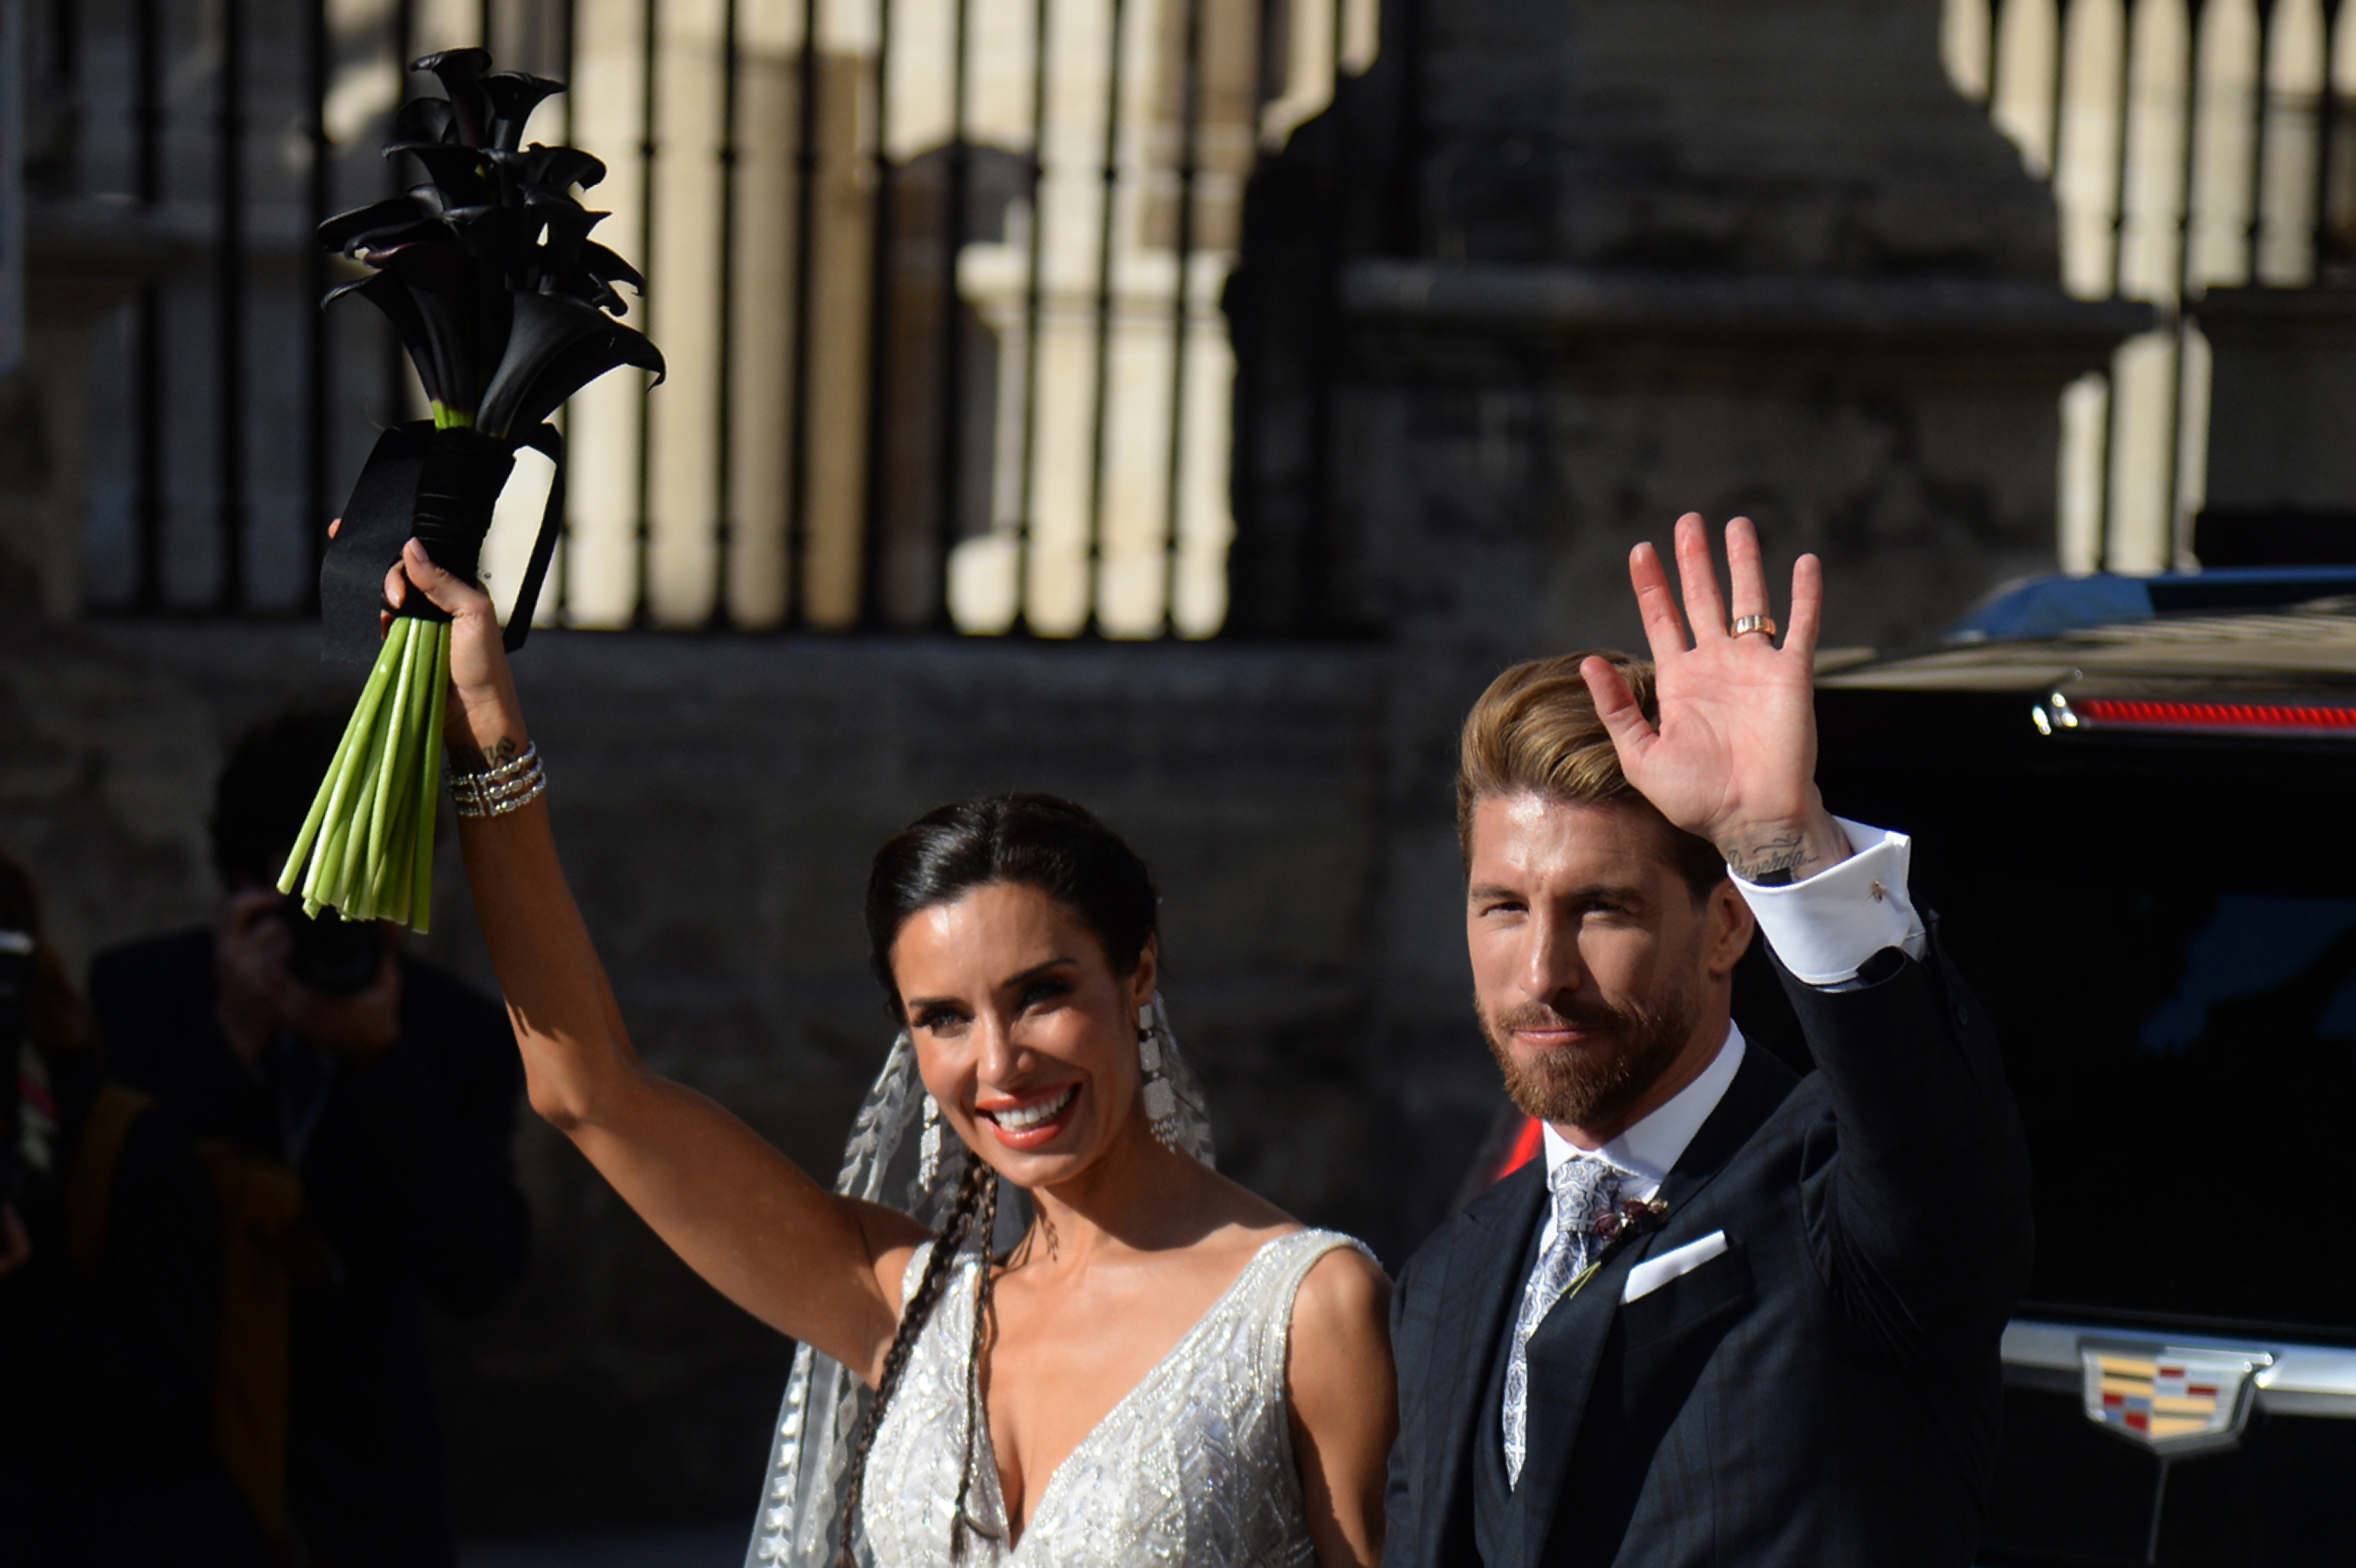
[318,420,568,666]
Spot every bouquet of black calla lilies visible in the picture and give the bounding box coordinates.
[280,47,663,931]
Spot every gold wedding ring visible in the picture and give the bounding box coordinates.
[1730,615,1778,639]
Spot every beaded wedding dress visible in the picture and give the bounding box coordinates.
[859,1227,1368,1566]
[745,1004,1372,1568]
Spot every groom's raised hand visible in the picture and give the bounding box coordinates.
[1580,513,1851,884]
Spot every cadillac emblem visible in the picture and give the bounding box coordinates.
[2080,1340,2271,1456]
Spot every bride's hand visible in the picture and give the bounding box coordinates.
[382,539,530,764]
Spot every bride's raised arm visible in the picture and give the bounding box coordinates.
[391,539,928,1383]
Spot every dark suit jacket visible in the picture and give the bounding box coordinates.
[89,930,531,1568]
[1385,929,2033,1568]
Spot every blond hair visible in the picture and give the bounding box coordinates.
[1455,651,1726,897]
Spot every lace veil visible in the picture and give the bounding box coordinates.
[743,997,1214,1568]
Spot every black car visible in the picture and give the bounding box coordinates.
[1814,570,2356,1567]
[1460,566,2356,1565]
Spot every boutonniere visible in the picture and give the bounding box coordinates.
[1591,1197,1669,1244]
[1561,1198,1673,1306]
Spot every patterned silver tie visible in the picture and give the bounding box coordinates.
[1501,1153,1624,1486]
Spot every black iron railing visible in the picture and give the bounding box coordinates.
[53,0,1366,635]
[1947,0,2355,572]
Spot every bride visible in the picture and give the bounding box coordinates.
[387,543,1395,1566]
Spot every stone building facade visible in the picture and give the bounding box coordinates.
[1,0,2146,1537]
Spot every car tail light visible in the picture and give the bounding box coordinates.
[2035,692,2356,737]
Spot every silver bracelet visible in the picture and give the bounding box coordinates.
[449,740,546,818]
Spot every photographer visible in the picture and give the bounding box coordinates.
[89,711,530,1568]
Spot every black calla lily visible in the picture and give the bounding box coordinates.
[325,271,445,405]
[477,291,664,438]
[322,47,654,433]
[392,95,458,146]
[524,145,608,193]
[293,44,662,932]
[483,73,567,151]
[415,48,494,144]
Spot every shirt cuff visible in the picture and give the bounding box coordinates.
[1734,817,1927,988]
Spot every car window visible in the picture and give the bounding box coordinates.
[1914,813,2356,1337]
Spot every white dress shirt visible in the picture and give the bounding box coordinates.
[1533,816,1929,1257]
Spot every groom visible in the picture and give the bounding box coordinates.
[1384,516,2034,1568]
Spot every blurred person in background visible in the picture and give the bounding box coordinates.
[88,710,532,1568]
[0,845,265,1567]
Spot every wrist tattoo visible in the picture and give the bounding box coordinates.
[1725,833,1818,886]
[450,736,520,775]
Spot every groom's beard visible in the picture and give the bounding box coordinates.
[1479,980,1700,1132]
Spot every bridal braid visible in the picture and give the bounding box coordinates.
[834,1154,993,1568]
[948,1170,1002,1561]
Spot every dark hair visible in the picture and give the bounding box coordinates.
[837,793,1159,1563]
[210,708,349,890]
[862,793,1161,1015]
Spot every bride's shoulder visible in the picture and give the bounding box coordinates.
[1284,1230,1390,1339]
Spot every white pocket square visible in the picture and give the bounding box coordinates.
[1622,1230,1729,1303]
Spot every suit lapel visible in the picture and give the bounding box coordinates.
[1413,1161,1546,1568]
[1510,1048,1800,1568]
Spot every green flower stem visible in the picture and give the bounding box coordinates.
[279,613,452,931]
[280,668,371,888]
[411,622,450,931]
[364,617,425,910]
[329,655,400,914]
[286,621,405,914]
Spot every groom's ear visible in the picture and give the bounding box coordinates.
[1704,876,1754,980]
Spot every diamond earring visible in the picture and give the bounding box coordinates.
[917,1092,943,1188]
[1137,999,1181,1149]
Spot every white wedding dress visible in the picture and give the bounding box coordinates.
[857,1227,1369,1566]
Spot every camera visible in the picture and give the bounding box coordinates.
[275,901,387,996]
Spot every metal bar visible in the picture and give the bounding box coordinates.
[2314,0,2346,274]
[860,0,897,626]
[131,0,163,611]
[2050,0,2070,184]
[784,0,823,626]
[2247,0,2275,282]
[217,0,247,612]
[480,0,496,52]
[1987,0,2007,108]
[1013,0,1053,633]
[1392,0,1426,250]
[1161,0,1206,634]
[1252,0,1276,130]
[1298,0,1352,629]
[388,0,415,426]
[1084,0,1131,632]
[935,0,974,629]
[47,0,75,82]
[713,0,742,628]
[559,0,578,141]
[2095,0,2141,570]
[2160,0,2206,566]
[554,0,578,622]
[634,0,659,623]
[306,0,334,610]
